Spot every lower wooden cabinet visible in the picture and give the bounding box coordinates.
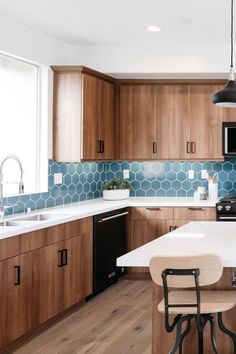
[0,253,34,347]
[0,219,93,350]
[127,206,216,275]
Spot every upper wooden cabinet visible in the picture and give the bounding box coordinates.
[118,82,226,160]
[190,85,224,160]
[157,85,190,159]
[52,66,115,162]
[119,85,158,160]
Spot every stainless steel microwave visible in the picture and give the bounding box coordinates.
[222,122,236,156]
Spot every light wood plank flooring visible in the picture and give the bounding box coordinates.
[13,279,152,354]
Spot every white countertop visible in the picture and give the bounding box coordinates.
[0,197,217,240]
[117,221,236,268]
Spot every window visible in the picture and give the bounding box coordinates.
[0,53,48,197]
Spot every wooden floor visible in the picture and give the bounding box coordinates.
[13,279,152,354]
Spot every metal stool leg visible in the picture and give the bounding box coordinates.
[218,312,236,354]
[169,316,191,354]
[208,315,219,354]
[179,317,191,354]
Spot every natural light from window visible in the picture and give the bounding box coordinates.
[0,53,48,197]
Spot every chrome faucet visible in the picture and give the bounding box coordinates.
[0,155,24,218]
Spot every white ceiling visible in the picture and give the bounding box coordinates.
[0,0,231,47]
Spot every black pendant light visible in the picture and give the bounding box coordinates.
[212,0,236,107]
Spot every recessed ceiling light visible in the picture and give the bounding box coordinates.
[147,25,161,32]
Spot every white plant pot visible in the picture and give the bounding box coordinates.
[103,189,130,201]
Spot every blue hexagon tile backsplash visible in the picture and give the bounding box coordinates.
[3,158,236,216]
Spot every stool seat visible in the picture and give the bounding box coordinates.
[158,290,236,314]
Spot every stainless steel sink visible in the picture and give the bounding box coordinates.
[15,213,69,221]
[0,221,32,227]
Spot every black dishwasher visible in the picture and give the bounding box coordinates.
[92,208,127,296]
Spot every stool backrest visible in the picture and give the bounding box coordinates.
[149,254,223,288]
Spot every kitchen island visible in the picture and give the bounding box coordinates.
[117,221,236,354]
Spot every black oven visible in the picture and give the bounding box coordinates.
[216,196,236,221]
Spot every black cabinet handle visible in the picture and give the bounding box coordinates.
[153,141,157,154]
[101,140,105,153]
[14,265,20,286]
[191,141,195,154]
[97,140,102,153]
[169,226,173,232]
[173,226,178,230]
[62,249,68,266]
[58,250,63,267]
[186,141,190,154]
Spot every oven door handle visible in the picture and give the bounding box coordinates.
[97,211,129,223]
[218,216,236,220]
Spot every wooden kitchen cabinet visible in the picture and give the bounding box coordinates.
[83,73,115,160]
[190,85,224,159]
[0,252,33,347]
[128,207,174,274]
[0,218,93,352]
[118,82,226,160]
[52,66,115,162]
[157,85,190,159]
[127,206,216,275]
[118,85,158,160]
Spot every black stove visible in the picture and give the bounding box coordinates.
[216,195,236,221]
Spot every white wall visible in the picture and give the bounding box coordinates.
[71,45,230,77]
[0,13,75,65]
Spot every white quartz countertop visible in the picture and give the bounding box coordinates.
[117,221,236,268]
[0,197,217,240]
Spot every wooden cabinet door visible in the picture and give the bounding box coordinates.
[99,79,115,159]
[32,241,66,325]
[129,219,172,273]
[157,85,190,159]
[82,73,100,160]
[119,85,158,159]
[53,71,82,162]
[0,253,33,347]
[190,85,224,159]
[62,233,93,310]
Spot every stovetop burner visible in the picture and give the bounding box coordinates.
[219,195,236,203]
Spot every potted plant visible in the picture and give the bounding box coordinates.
[102,178,131,200]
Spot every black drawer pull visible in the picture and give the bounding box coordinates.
[188,207,203,211]
[14,265,20,286]
[146,207,161,211]
[58,250,63,267]
[169,226,173,232]
[62,249,68,266]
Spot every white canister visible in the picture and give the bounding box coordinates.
[197,186,207,200]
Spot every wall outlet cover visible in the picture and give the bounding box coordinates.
[123,169,130,179]
[201,170,209,179]
[54,173,63,184]
[188,170,194,180]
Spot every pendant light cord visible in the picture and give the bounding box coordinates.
[231,0,234,68]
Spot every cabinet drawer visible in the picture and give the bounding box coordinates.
[131,207,174,220]
[174,207,216,221]
[64,218,92,239]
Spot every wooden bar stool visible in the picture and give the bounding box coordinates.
[149,254,236,354]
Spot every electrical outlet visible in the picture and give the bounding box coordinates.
[201,170,208,179]
[123,170,129,179]
[54,173,63,184]
[188,170,194,180]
